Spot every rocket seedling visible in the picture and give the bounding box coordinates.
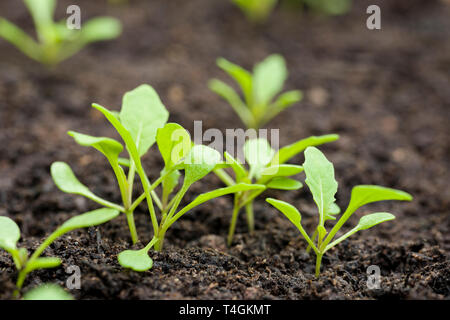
[0,208,119,297]
[267,146,413,277]
[215,134,339,246]
[209,54,302,130]
[0,0,121,66]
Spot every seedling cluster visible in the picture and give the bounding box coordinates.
[0,0,121,66]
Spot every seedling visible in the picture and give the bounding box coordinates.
[215,134,339,246]
[231,0,278,23]
[209,54,302,130]
[0,0,122,66]
[0,208,119,297]
[267,146,412,277]
[23,283,73,300]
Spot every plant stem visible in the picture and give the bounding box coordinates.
[213,168,235,187]
[227,199,241,246]
[307,228,318,254]
[315,253,323,278]
[245,201,255,234]
[125,210,138,244]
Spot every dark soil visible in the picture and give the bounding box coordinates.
[0,0,449,299]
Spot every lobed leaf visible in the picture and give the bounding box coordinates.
[303,147,338,224]
[119,84,169,156]
[0,216,20,252]
[244,138,275,179]
[252,54,287,105]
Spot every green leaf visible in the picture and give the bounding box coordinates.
[325,203,341,220]
[224,151,247,182]
[120,84,169,156]
[170,183,265,225]
[253,54,287,105]
[266,177,302,190]
[51,162,95,198]
[68,131,123,162]
[346,185,413,215]
[272,90,303,111]
[266,198,302,229]
[118,249,153,272]
[118,157,130,167]
[356,212,395,230]
[79,17,122,43]
[25,257,61,273]
[0,18,41,62]
[303,147,338,224]
[183,145,222,186]
[244,138,275,179]
[58,208,120,234]
[208,79,253,127]
[157,123,192,168]
[0,216,20,252]
[216,57,253,103]
[275,134,339,164]
[260,164,303,181]
[161,168,181,200]
[23,0,56,29]
[23,284,73,300]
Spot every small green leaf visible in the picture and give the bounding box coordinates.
[260,164,303,180]
[23,0,56,30]
[161,168,181,200]
[120,85,169,156]
[23,284,73,301]
[118,249,153,272]
[224,151,247,182]
[266,198,302,229]
[303,147,338,224]
[217,57,253,103]
[58,208,120,234]
[118,157,130,167]
[325,203,341,220]
[157,123,192,168]
[68,131,123,161]
[244,138,275,179]
[266,177,303,190]
[346,185,413,215]
[356,212,396,230]
[79,17,122,43]
[25,257,61,273]
[183,145,222,186]
[0,216,20,252]
[275,134,339,164]
[51,162,95,198]
[272,90,303,110]
[253,54,287,105]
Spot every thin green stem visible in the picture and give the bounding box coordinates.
[227,197,241,246]
[306,228,318,254]
[245,202,255,234]
[315,253,323,278]
[324,227,359,253]
[214,168,235,187]
[125,211,138,244]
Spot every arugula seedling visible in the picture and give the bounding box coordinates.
[209,54,302,130]
[0,0,121,66]
[231,0,278,23]
[267,146,412,277]
[216,134,339,246]
[52,84,169,244]
[0,208,119,296]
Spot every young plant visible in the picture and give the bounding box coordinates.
[209,54,302,130]
[23,283,74,300]
[231,0,278,23]
[52,84,169,245]
[216,134,339,246]
[0,0,122,66]
[266,146,413,277]
[0,208,119,297]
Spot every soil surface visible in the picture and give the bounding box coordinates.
[0,0,449,299]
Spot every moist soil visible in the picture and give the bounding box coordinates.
[0,0,449,299]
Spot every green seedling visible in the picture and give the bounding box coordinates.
[209,54,302,130]
[267,146,412,277]
[231,0,278,23]
[214,134,339,246]
[303,0,352,15]
[0,208,119,297]
[0,0,121,66]
[52,84,169,245]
